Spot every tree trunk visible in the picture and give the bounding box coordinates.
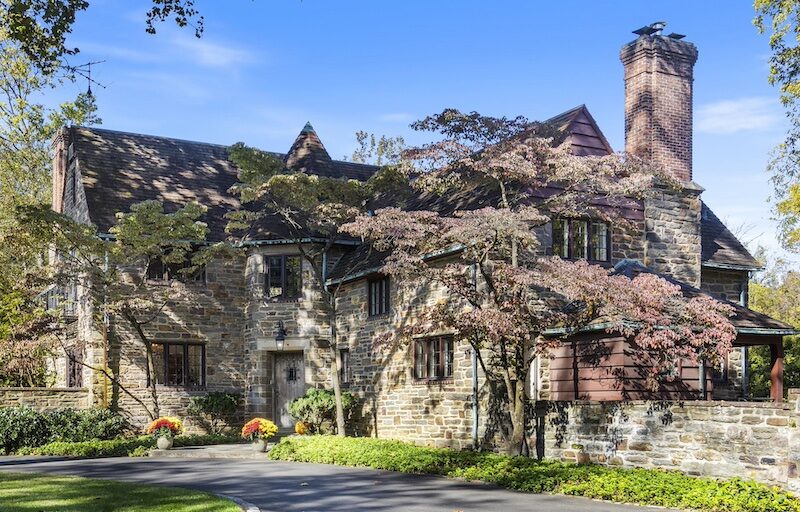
[329,306,347,436]
[123,308,160,420]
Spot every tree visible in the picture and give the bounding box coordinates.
[13,200,228,420]
[0,33,98,285]
[343,109,737,454]
[1,0,203,73]
[350,131,405,166]
[748,247,800,397]
[226,142,407,436]
[755,1,800,250]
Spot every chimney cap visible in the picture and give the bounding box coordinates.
[633,21,668,37]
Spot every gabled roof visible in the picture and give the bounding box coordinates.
[546,105,614,156]
[614,259,794,333]
[700,202,761,270]
[69,125,379,241]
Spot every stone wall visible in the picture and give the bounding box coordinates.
[542,396,800,491]
[107,255,248,430]
[644,186,703,287]
[701,267,748,304]
[336,268,487,449]
[0,388,90,410]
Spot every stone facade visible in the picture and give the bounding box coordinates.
[701,267,748,304]
[335,265,486,449]
[542,395,800,492]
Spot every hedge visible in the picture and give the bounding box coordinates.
[17,434,242,457]
[269,436,800,512]
[0,406,125,454]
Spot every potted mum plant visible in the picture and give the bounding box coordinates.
[242,418,278,452]
[145,417,184,450]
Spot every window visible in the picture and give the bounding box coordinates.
[339,348,350,386]
[151,342,205,387]
[711,355,728,384]
[66,345,84,388]
[265,255,302,299]
[146,251,206,283]
[368,276,390,317]
[552,218,610,262]
[413,336,454,381]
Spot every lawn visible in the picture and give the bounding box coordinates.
[0,472,240,512]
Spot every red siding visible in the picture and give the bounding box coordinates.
[547,333,711,401]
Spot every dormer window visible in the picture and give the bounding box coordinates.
[552,218,610,263]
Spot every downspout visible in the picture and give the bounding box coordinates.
[740,271,749,398]
[470,263,479,449]
[101,250,109,408]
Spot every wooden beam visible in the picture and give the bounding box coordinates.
[770,340,785,402]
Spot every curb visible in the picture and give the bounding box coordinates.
[216,493,262,512]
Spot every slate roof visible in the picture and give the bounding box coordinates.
[700,202,761,270]
[70,124,379,241]
[614,260,794,333]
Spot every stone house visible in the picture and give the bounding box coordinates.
[45,23,795,450]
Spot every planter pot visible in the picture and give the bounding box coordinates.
[252,439,268,453]
[157,436,174,450]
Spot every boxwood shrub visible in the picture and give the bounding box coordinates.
[269,435,800,512]
[0,406,125,453]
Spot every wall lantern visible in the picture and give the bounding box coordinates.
[275,320,287,351]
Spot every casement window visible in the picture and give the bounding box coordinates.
[413,336,454,381]
[151,342,206,387]
[66,346,84,388]
[552,218,610,262]
[265,255,302,299]
[146,251,206,283]
[339,348,350,386]
[367,276,390,317]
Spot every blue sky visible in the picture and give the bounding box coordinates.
[56,0,789,258]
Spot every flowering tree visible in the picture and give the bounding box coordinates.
[344,109,736,454]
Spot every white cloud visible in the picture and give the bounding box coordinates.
[170,36,254,69]
[696,97,782,135]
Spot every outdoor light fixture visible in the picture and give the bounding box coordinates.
[275,320,287,351]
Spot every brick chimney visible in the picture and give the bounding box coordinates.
[620,22,698,182]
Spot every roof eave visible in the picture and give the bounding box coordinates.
[702,261,763,272]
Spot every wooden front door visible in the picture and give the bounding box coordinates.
[273,351,306,429]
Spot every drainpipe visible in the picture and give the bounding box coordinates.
[740,271,749,398]
[469,263,479,449]
[101,250,109,408]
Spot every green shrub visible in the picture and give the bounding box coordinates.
[0,406,125,453]
[187,392,241,435]
[0,405,48,454]
[269,436,800,512]
[288,387,356,434]
[17,433,242,457]
[44,408,125,442]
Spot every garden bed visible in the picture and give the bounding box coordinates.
[269,435,800,512]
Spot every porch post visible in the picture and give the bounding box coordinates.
[770,340,785,402]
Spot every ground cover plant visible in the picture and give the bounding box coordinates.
[269,435,800,512]
[0,472,239,512]
[17,434,241,457]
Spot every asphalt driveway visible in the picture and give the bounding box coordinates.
[0,456,673,511]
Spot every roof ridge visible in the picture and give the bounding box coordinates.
[74,125,375,168]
